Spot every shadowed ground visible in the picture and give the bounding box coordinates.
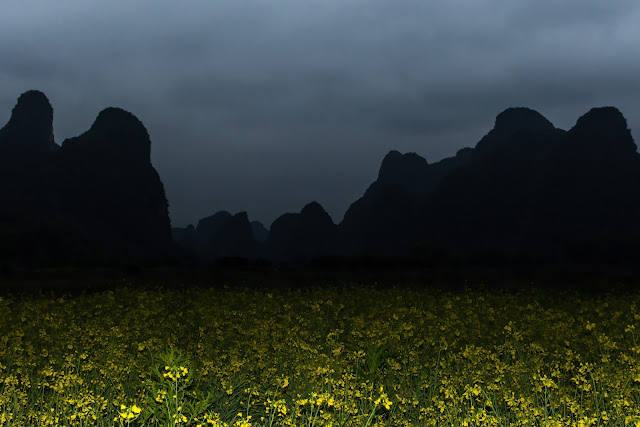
[2,264,639,299]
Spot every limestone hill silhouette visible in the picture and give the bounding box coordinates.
[0,90,173,265]
[212,212,264,260]
[251,221,269,243]
[193,210,234,255]
[330,105,640,265]
[58,106,172,262]
[0,90,58,157]
[61,107,152,165]
[474,107,556,153]
[0,91,64,263]
[266,201,337,263]
[175,105,640,265]
[337,147,473,256]
[172,211,265,262]
[418,106,640,263]
[3,89,640,268]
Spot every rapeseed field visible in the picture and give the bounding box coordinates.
[1,282,640,426]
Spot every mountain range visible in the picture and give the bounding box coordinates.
[2,90,639,267]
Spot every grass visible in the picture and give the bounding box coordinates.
[1,271,640,426]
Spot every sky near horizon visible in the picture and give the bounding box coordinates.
[1,0,639,228]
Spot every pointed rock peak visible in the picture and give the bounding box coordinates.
[91,107,148,137]
[382,150,402,161]
[225,212,255,239]
[301,201,327,216]
[198,210,231,224]
[211,210,232,218]
[82,107,151,164]
[300,201,335,224]
[569,106,636,153]
[574,106,626,125]
[15,90,52,116]
[212,211,257,252]
[93,107,149,137]
[232,212,250,222]
[378,151,428,181]
[493,107,555,135]
[270,212,298,230]
[475,107,555,151]
[196,210,232,233]
[1,90,55,148]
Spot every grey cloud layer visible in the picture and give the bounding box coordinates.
[1,0,639,227]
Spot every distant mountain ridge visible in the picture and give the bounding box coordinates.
[3,89,640,267]
[336,147,473,256]
[266,201,337,263]
[135,103,640,265]
[418,106,640,262]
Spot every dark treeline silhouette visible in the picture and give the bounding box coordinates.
[2,90,640,279]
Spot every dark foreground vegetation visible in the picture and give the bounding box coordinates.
[2,261,640,298]
[2,266,640,426]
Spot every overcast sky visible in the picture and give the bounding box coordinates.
[1,0,639,228]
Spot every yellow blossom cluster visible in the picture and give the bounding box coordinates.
[1,282,640,425]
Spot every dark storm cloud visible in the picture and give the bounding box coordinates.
[1,0,639,227]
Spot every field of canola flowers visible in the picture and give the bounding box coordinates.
[1,281,640,426]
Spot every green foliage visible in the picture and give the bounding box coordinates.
[344,341,399,386]
[1,283,640,426]
[135,346,216,426]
